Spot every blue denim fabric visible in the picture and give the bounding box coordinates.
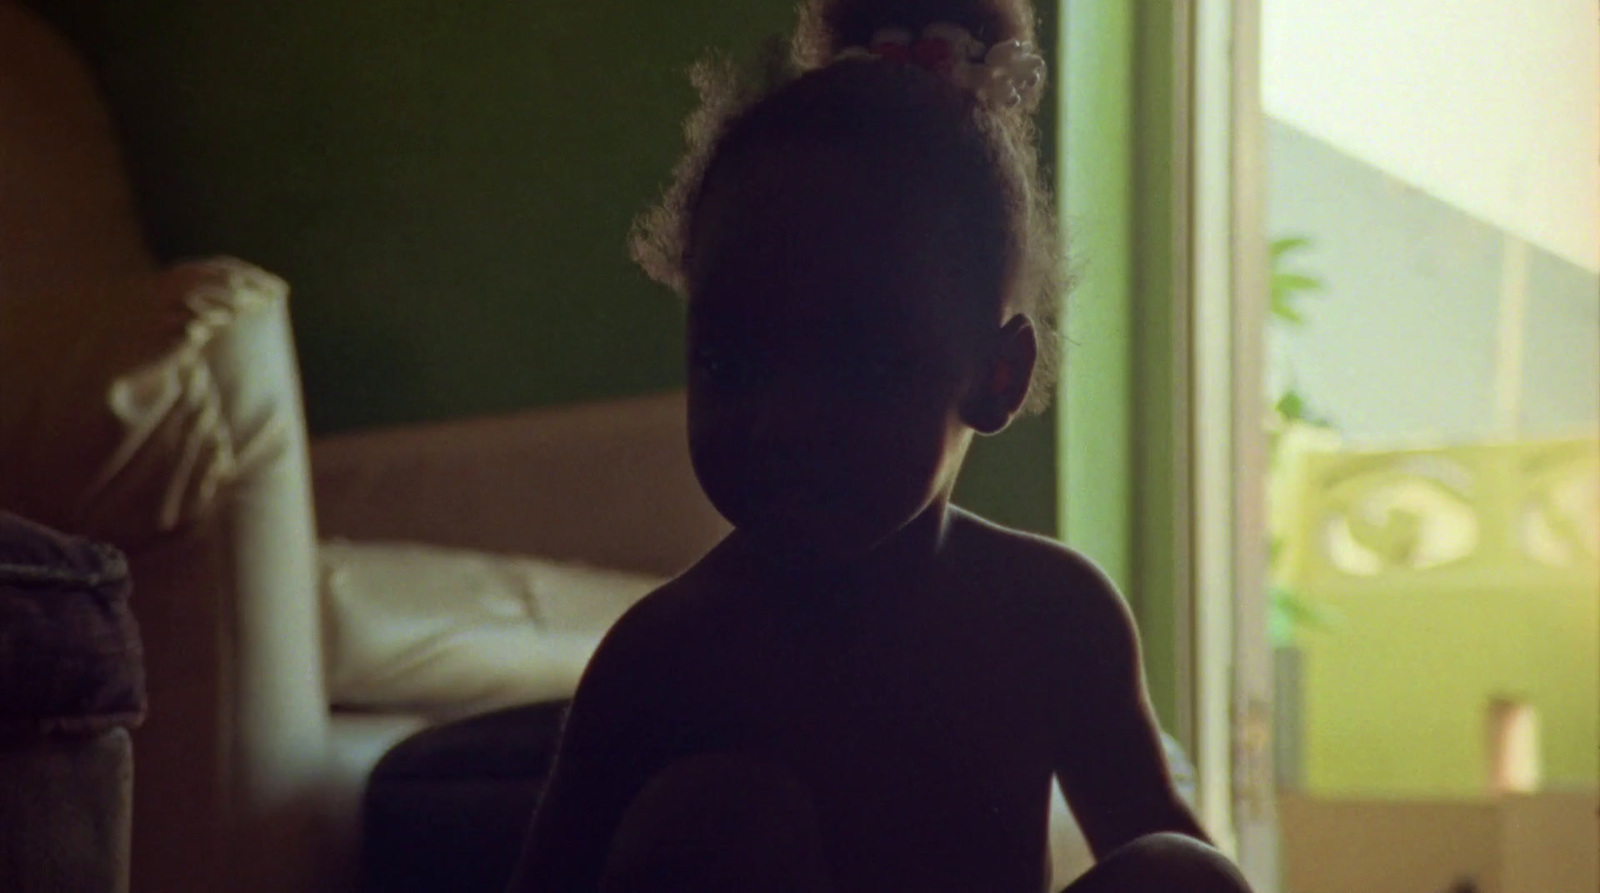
[0,511,145,737]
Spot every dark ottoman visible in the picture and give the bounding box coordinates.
[359,699,570,893]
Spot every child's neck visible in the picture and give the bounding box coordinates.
[739,496,957,594]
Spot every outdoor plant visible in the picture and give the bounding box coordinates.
[1267,236,1342,647]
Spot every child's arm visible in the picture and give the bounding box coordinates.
[506,593,688,893]
[1049,555,1213,860]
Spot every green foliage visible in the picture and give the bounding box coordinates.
[1268,583,1343,646]
[1270,236,1323,326]
[1268,235,1339,647]
[1274,388,1335,429]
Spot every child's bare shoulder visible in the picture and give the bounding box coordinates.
[580,542,743,684]
[947,509,1138,663]
[590,566,713,667]
[949,509,1120,603]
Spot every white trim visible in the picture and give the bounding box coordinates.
[1191,0,1240,861]
[1226,0,1282,889]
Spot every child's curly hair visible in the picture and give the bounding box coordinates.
[631,0,1061,414]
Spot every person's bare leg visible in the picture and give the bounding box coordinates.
[600,753,832,893]
[1059,833,1251,893]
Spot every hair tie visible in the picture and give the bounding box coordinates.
[832,23,1046,108]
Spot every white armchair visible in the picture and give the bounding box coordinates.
[2,6,320,890]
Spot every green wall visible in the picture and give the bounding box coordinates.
[1278,441,1600,797]
[1060,0,1190,732]
[1301,578,1600,797]
[39,0,787,431]
[36,0,1060,535]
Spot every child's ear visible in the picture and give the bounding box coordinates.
[962,314,1037,436]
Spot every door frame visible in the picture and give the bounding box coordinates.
[1192,0,1279,887]
[1061,2,1278,886]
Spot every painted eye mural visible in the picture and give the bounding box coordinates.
[1319,455,1481,577]
[1518,444,1600,570]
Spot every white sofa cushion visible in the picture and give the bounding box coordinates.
[319,540,663,720]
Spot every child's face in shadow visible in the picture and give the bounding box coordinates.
[685,142,995,562]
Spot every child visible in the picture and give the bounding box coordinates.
[511,2,1253,891]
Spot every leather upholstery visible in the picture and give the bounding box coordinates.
[1,9,329,890]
